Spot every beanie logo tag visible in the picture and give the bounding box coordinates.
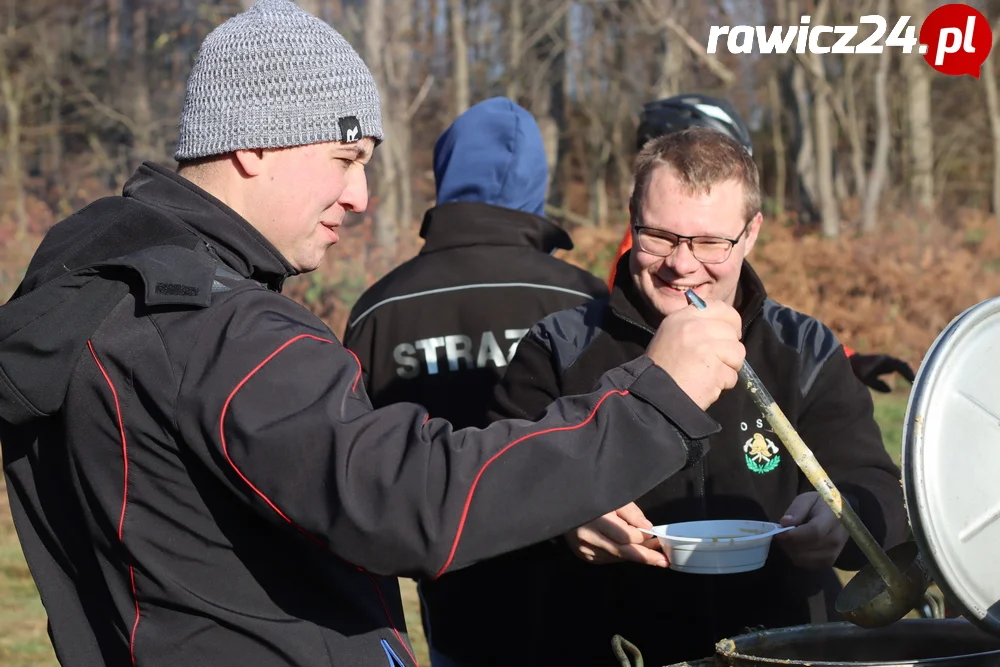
[340,116,361,143]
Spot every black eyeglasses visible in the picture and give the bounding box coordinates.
[633,218,753,265]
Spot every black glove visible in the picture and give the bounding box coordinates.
[848,353,916,393]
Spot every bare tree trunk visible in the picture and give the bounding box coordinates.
[654,0,684,98]
[844,56,867,202]
[658,38,685,99]
[523,0,572,206]
[813,82,839,237]
[830,0,867,204]
[590,154,609,225]
[1,74,27,236]
[539,112,559,197]
[107,0,121,56]
[527,45,558,199]
[834,170,848,203]
[578,14,600,225]
[388,0,413,232]
[131,2,154,163]
[39,20,63,176]
[1,9,27,236]
[803,0,838,236]
[612,111,632,204]
[899,0,934,212]
[862,36,892,233]
[768,70,786,215]
[985,22,1000,217]
[791,63,818,217]
[363,0,398,254]
[555,6,571,210]
[48,84,62,174]
[907,71,934,211]
[448,0,469,116]
[506,0,522,101]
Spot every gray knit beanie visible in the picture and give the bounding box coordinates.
[174,0,383,161]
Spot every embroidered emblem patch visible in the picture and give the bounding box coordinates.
[744,432,781,474]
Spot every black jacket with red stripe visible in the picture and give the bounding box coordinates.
[0,163,720,666]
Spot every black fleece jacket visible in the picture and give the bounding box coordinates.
[0,164,722,667]
[343,201,607,429]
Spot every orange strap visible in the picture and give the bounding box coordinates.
[607,228,633,291]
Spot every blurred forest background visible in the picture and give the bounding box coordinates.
[3,0,1000,367]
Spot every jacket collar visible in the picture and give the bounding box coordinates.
[418,201,574,254]
[608,251,768,335]
[122,162,296,291]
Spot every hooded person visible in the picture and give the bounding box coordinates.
[343,96,608,430]
[0,5,750,665]
[342,98,610,666]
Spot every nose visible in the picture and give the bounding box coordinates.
[339,164,369,214]
[666,240,701,275]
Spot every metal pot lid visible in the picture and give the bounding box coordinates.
[903,296,1000,639]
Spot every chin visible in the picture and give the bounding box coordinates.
[296,255,325,274]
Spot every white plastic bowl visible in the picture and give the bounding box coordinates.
[649,519,783,574]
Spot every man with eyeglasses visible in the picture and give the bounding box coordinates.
[475,128,908,665]
[607,93,916,395]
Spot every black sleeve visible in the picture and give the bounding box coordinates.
[175,288,720,580]
[796,347,910,571]
[340,304,374,397]
[488,331,564,423]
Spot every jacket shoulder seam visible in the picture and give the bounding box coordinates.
[760,298,841,396]
[528,299,608,376]
[173,281,285,410]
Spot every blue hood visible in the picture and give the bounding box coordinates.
[433,97,548,217]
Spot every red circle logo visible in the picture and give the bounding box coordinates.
[920,4,993,78]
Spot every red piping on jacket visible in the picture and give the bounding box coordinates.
[88,341,141,666]
[218,334,417,665]
[433,388,630,579]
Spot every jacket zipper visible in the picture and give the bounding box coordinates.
[615,313,656,337]
[742,302,763,339]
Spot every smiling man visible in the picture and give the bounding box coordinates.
[475,127,910,666]
[606,94,916,396]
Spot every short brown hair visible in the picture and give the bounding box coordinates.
[631,127,761,224]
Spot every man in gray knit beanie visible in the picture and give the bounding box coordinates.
[0,1,746,666]
[170,0,384,272]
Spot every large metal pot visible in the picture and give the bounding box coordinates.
[618,620,1000,667]
[707,619,1000,666]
